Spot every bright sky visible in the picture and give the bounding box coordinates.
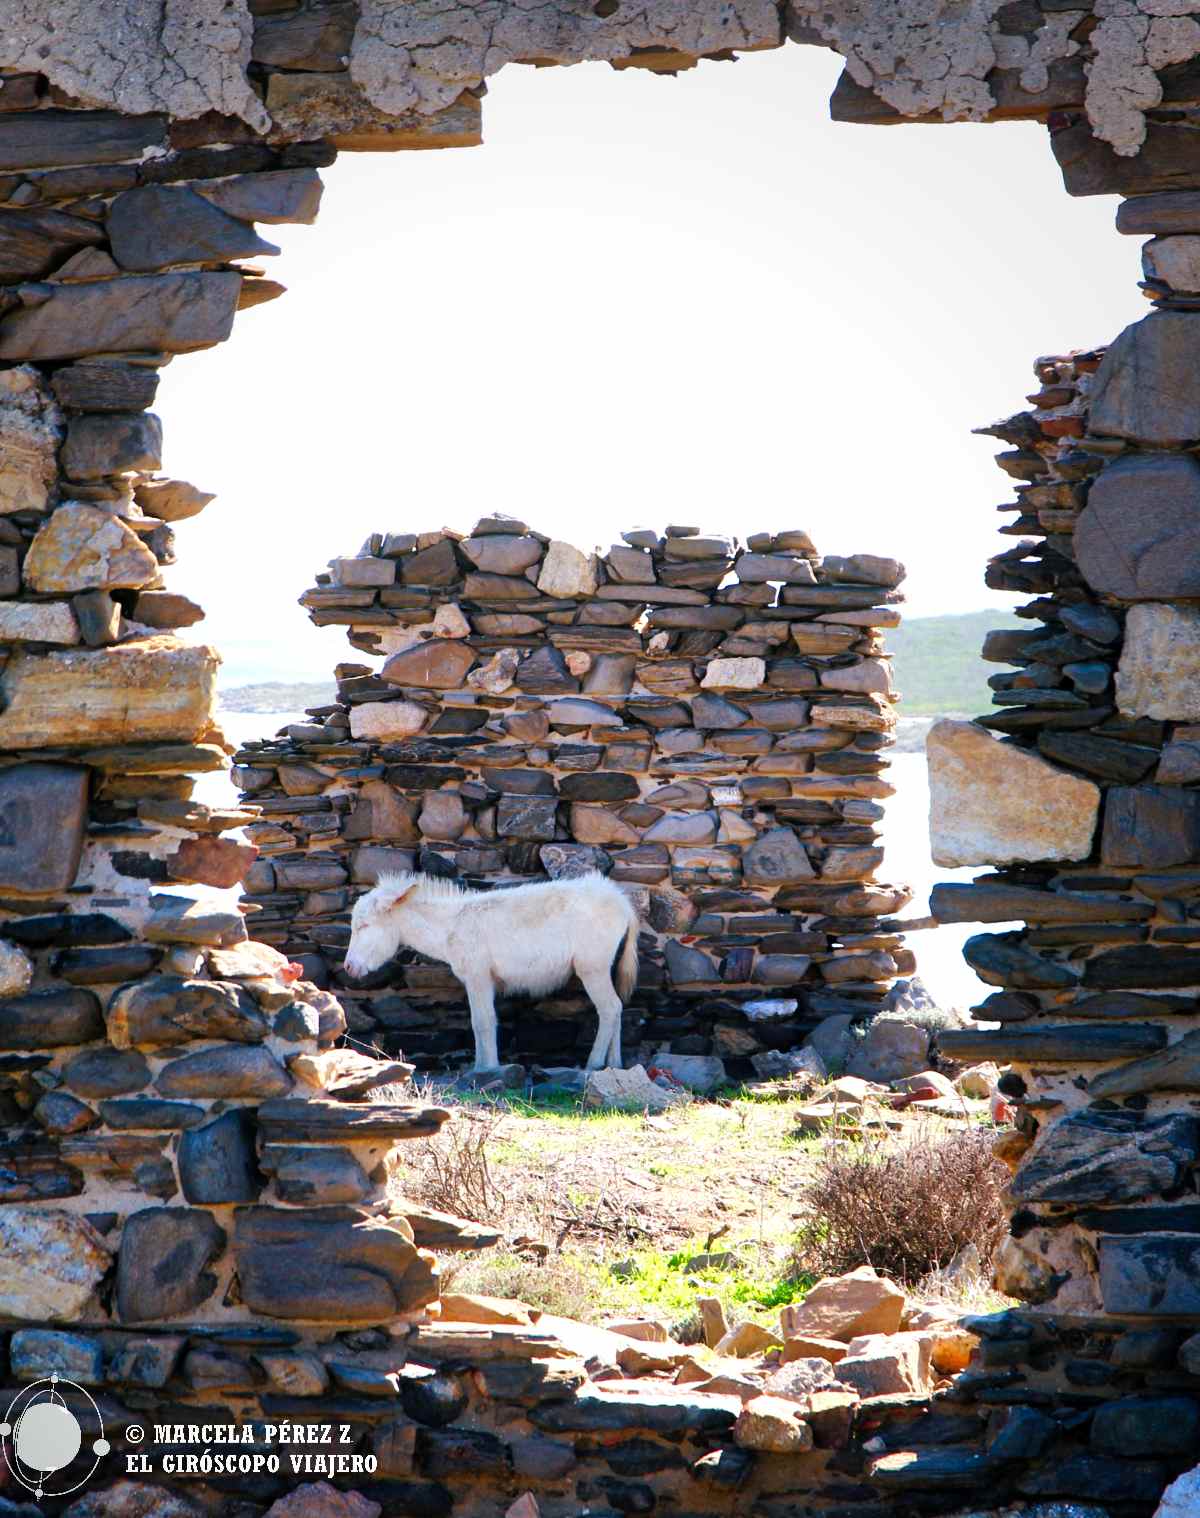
[155,44,1145,687]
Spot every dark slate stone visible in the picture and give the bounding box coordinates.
[61,412,162,480]
[962,932,1078,990]
[103,1335,181,1387]
[0,988,103,1050]
[51,363,160,414]
[1090,1395,1200,1456]
[558,772,639,802]
[0,110,166,171]
[266,1145,370,1205]
[52,946,161,984]
[116,1206,226,1322]
[1061,603,1122,644]
[10,1329,103,1384]
[514,646,578,695]
[1084,945,1200,989]
[1017,1451,1169,1504]
[0,763,89,894]
[4,912,132,949]
[233,1205,436,1323]
[155,1044,292,1099]
[605,1440,687,1477]
[33,1090,97,1134]
[0,206,104,283]
[1037,730,1159,783]
[477,768,548,798]
[418,1426,507,1477]
[179,1110,263,1204]
[1076,452,1200,599]
[1088,1026,1200,1098]
[195,168,324,226]
[1078,1206,1200,1236]
[1090,311,1200,447]
[99,1098,205,1130]
[401,537,459,586]
[743,827,814,885]
[1054,991,1194,1018]
[1010,1108,1200,1205]
[72,589,120,647]
[108,185,278,272]
[496,795,558,840]
[692,1447,753,1486]
[1103,785,1200,869]
[400,1368,470,1428]
[530,1389,738,1435]
[987,1405,1056,1463]
[1101,1235,1200,1319]
[939,1024,1166,1063]
[62,1047,150,1099]
[0,270,242,361]
[273,1002,321,1042]
[692,694,750,729]
[932,882,1151,925]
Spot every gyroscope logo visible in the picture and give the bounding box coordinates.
[0,1373,110,1501]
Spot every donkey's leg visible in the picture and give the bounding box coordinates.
[464,975,500,1072]
[580,967,622,1071]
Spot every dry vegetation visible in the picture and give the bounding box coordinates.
[391,1086,1011,1332]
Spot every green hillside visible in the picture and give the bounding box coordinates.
[889,609,1023,718]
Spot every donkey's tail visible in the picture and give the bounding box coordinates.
[615,908,640,1003]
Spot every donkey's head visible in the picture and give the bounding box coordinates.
[345,874,421,979]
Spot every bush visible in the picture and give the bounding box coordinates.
[791,1124,1008,1285]
[441,1250,604,1321]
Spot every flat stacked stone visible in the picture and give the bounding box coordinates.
[234,522,912,1074]
[919,198,1200,1509]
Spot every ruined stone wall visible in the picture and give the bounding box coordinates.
[911,205,1200,1506]
[233,525,912,1075]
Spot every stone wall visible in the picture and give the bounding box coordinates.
[233,525,912,1075]
[914,207,1200,1507]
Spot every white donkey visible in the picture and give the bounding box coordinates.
[345,872,640,1072]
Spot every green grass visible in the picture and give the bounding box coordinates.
[890,608,1024,717]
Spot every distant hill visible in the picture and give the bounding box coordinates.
[220,681,336,714]
[889,609,1024,718]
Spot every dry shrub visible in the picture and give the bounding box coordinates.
[793,1124,1008,1285]
[440,1251,602,1322]
[400,1107,508,1224]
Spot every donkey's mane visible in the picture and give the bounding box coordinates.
[377,871,479,902]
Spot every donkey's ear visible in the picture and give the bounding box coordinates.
[376,879,418,910]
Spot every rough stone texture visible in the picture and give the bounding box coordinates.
[0,365,61,515]
[1117,604,1200,721]
[1076,453,1200,601]
[116,1207,226,1322]
[0,1209,111,1322]
[24,503,159,593]
[1090,313,1200,447]
[0,272,243,362]
[0,637,218,748]
[0,762,88,892]
[928,719,1099,867]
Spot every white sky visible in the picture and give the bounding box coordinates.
[155,44,1146,687]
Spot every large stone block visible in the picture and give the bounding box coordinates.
[0,271,242,361]
[927,718,1099,867]
[234,1206,438,1323]
[107,976,267,1049]
[1075,453,1200,600]
[1090,312,1200,447]
[1102,785,1200,869]
[108,185,279,272]
[0,1209,111,1322]
[24,503,159,592]
[0,761,88,892]
[179,1110,264,1205]
[1100,1233,1200,1316]
[0,638,218,748]
[1011,1109,1200,1205]
[116,1207,226,1322]
[0,110,165,171]
[0,987,102,1049]
[1117,603,1200,720]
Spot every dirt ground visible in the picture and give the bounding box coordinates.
[389,1087,1006,1334]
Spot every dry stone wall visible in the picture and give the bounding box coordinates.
[912,204,1200,1507]
[233,525,913,1076]
[2,4,1200,1516]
